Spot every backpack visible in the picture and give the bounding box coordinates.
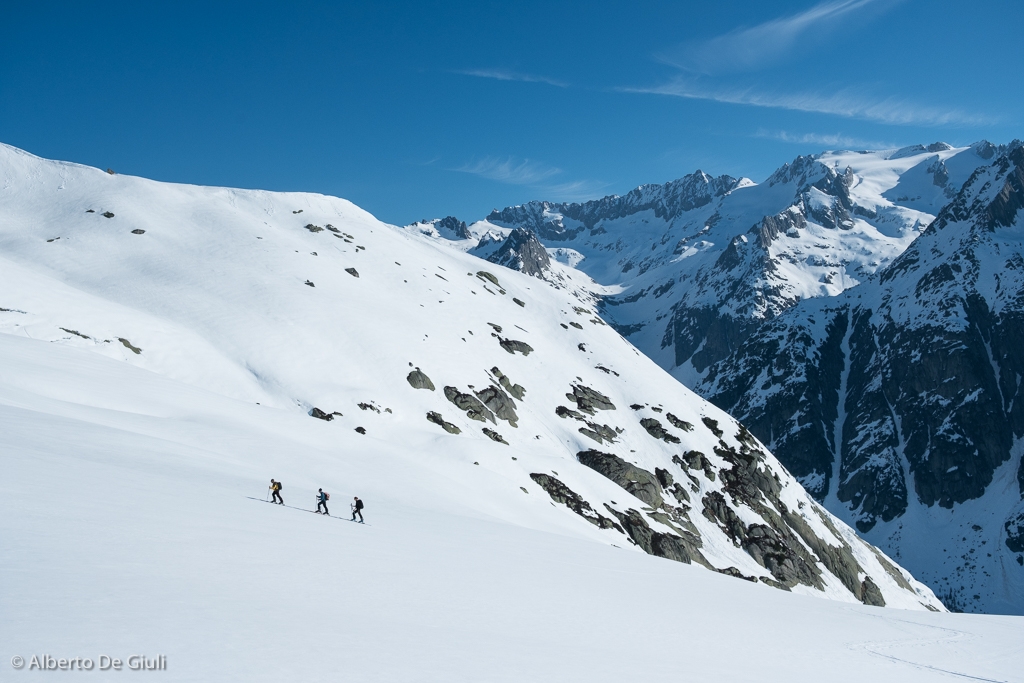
[277,482,283,491]
[356,499,364,510]
[324,492,330,501]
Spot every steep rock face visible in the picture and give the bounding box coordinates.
[699,143,1024,614]
[481,228,552,277]
[486,171,742,238]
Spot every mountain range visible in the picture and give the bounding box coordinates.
[409,140,1024,614]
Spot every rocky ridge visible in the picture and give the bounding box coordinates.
[698,142,1024,614]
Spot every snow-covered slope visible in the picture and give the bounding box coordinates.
[4,143,1023,680]
[4,334,1020,682]
[699,142,1024,615]
[0,142,946,592]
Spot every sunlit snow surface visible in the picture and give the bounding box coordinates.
[1,144,1021,681]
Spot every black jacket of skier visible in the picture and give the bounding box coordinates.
[351,496,364,522]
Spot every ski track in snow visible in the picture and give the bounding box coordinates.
[849,611,1017,683]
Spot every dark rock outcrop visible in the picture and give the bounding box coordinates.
[426,411,460,434]
[603,506,707,566]
[497,337,533,356]
[436,216,472,239]
[861,576,886,607]
[577,450,663,509]
[566,384,615,415]
[482,428,508,444]
[118,338,141,354]
[406,369,435,391]
[1006,509,1024,553]
[665,413,693,431]
[485,228,552,277]
[640,417,680,444]
[444,386,495,423]
[490,367,526,400]
[555,405,585,420]
[578,422,619,445]
[530,474,622,531]
[310,407,333,421]
[475,385,519,427]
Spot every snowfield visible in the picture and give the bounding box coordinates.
[1,144,1022,681]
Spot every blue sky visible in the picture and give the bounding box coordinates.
[2,0,1021,225]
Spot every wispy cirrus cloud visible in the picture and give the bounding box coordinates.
[455,68,568,88]
[452,156,608,202]
[455,157,563,185]
[626,0,991,129]
[753,128,899,150]
[662,0,891,75]
[543,179,613,203]
[626,80,994,127]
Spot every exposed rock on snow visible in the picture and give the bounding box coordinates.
[444,386,495,424]
[426,411,461,434]
[482,428,508,444]
[566,384,615,414]
[406,369,435,391]
[474,384,518,427]
[118,337,141,354]
[497,337,533,356]
[489,366,525,400]
[640,417,680,444]
[529,473,622,530]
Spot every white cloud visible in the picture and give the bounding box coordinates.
[626,80,993,127]
[754,129,898,149]
[663,0,889,75]
[543,179,612,203]
[455,157,563,185]
[451,157,608,203]
[456,68,568,88]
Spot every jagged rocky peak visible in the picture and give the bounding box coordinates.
[486,227,552,277]
[926,139,1023,234]
[485,170,746,240]
[766,154,825,187]
[971,139,999,160]
[408,215,472,240]
[764,155,857,229]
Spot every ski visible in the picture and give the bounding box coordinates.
[247,496,365,522]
